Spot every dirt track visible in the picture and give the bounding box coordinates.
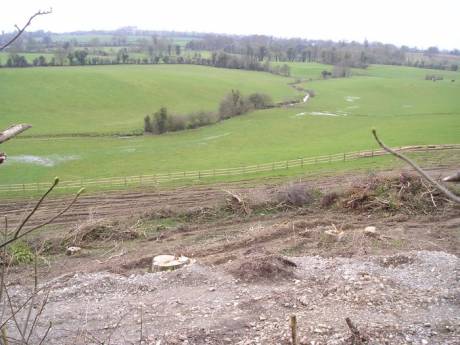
[0,167,455,230]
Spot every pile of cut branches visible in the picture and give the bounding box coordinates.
[343,173,448,214]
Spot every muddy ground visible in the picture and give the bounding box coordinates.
[1,169,459,344]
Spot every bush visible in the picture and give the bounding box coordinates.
[144,115,153,133]
[219,89,251,120]
[247,93,273,109]
[332,65,351,78]
[152,107,168,134]
[167,114,187,132]
[278,183,314,207]
[8,241,34,264]
[187,111,217,129]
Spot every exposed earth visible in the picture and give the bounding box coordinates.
[1,168,459,345]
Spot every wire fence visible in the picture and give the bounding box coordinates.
[1,144,459,193]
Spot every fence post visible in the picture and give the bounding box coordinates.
[198,171,201,179]
[23,184,25,193]
[343,153,346,161]
[272,162,275,171]
[371,149,374,157]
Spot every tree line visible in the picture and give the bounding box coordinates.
[144,90,274,134]
[1,30,459,71]
[1,48,291,76]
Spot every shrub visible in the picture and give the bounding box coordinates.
[167,114,187,132]
[321,192,338,207]
[332,65,351,78]
[247,93,273,109]
[278,183,314,207]
[187,111,217,129]
[152,107,168,134]
[219,90,251,120]
[144,115,153,133]
[8,241,34,264]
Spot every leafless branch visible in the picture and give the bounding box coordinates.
[0,124,32,145]
[372,129,460,204]
[0,10,52,51]
[1,185,85,250]
[12,178,59,240]
[37,321,52,345]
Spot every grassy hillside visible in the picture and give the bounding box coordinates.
[0,65,298,136]
[1,63,459,186]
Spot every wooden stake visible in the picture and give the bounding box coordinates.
[290,315,297,345]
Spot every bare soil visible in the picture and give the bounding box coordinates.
[2,168,459,344]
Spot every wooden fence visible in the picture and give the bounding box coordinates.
[1,144,459,193]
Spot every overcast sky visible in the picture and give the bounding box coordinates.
[1,0,459,50]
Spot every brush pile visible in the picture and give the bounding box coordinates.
[343,172,448,214]
[63,218,139,246]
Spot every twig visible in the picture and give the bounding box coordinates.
[37,321,52,345]
[105,312,129,344]
[1,186,85,249]
[372,129,460,204]
[345,317,364,345]
[3,282,28,343]
[139,305,143,344]
[12,177,60,241]
[0,10,52,51]
[26,290,50,343]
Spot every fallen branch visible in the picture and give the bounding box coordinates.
[223,190,251,215]
[372,129,460,204]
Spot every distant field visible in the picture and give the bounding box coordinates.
[1,63,459,187]
[0,64,298,135]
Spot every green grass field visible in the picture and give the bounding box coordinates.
[1,63,459,188]
[0,65,298,135]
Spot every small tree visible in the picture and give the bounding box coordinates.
[153,107,168,134]
[219,90,249,120]
[144,115,153,133]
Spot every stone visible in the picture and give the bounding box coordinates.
[66,246,81,256]
[364,226,379,237]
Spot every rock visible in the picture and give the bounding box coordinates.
[66,246,81,256]
[152,255,191,272]
[364,226,379,237]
